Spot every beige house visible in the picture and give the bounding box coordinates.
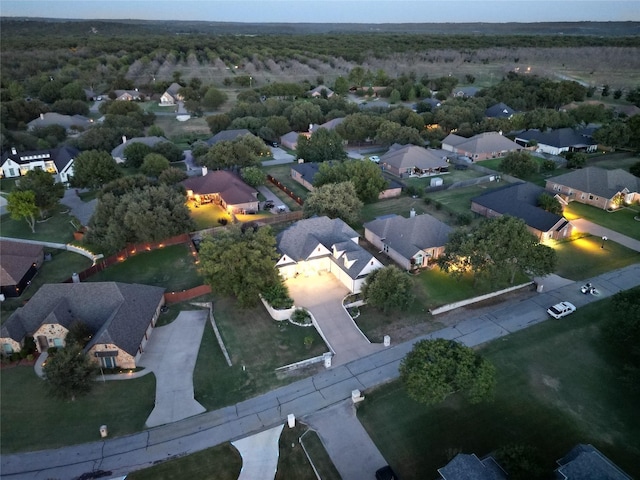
[114,89,143,101]
[380,144,450,178]
[0,282,165,368]
[160,83,184,105]
[181,169,259,214]
[442,132,521,161]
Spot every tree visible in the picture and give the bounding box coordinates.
[7,190,38,233]
[202,86,228,109]
[71,150,122,189]
[43,344,98,400]
[198,226,282,307]
[500,151,539,178]
[375,120,423,146]
[206,113,231,135]
[438,216,557,286]
[15,168,64,218]
[303,181,363,224]
[296,128,347,163]
[158,166,188,185]
[564,151,586,169]
[124,142,153,168]
[140,153,170,177]
[333,76,349,95]
[400,339,496,406]
[313,159,388,203]
[537,192,563,215]
[362,266,414,313]
[65,321,93,348]
[199,134,269,170]
[240,166,266,187]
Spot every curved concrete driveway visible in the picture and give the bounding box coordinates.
[139,310,208,427]
[286,273,385,366]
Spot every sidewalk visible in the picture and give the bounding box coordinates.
[2,263,639,480]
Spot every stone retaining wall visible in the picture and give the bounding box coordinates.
[430,281,534,315]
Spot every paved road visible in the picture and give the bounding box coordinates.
[2,264,639,480]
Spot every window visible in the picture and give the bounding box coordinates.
[102,357,116,369]
[3,343,13,354]
[383,244,389,253]
[589,195,594,200]
[8,168,15,176]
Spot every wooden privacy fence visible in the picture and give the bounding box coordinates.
[164,284,212,304]
[267,175,304,206]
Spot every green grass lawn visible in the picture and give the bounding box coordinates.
[358,297,640,479]
[263,164,311,201]
[427,182,507,216]
[87,244,203,291]
[0,367,156,453]
[477,157,572,187]
[194,297,328,410]
[564,202,640,241]
[0,205,78,243]
[188,200,233,230]
[403,168,486,190]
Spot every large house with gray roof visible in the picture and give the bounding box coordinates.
[206,129,252,146]
[181,169,259,214]
[0,282,165,368]
[364,212,452,270]
[472,182,573,241]
[545,167,640,210]
[555,444,632,480]
[276,216,383,293]
[514,127,597,155]
[442,132,521,161]
[1,146,77,183]
[27,112,94,133]
[381,144,450,178]
[111,136,169,164]
[160,82,184,105]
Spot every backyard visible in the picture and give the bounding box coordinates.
[358,295,640,479]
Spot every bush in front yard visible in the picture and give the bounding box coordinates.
[291,308,311,324]
[262,279,294,309]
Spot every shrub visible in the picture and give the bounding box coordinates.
[405,185,421,197]
[217,218,228,225]
[304,336,314,349]
[541,159,556,171]
[291,308,311,324]
[262,281,294,309]
[457,212,473,225]
[423,197,432,205]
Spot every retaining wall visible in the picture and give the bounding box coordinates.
[430,281,534,315]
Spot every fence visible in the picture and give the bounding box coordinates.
[164,285,212,304]
[267,174,305,206]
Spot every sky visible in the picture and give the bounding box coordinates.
[1,0,639,23]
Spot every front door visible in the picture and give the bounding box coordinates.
[102,356,116,369]
[37,336,48,352]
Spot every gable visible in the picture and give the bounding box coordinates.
[549,167,640,199]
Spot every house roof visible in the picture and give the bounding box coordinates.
[310,117,345,132]
[277,216,374,280]
[364,213,452,260]
[422,97,442,108]
[110,136,169,159]
[0,282,165,356]
[485,102,515,118]
[206,129,252,146]
[0,241,43,286]
[453,86,480,97]
[381,144,449,171]
[27,112,93,131]
[280,131,300,144]
[548,167,640,199]
[438,453,507,480]
[291,162,321,185]
[1,145,79,173]
[308,85,334,97]
[442,132,521,155]
[165,82,183,97]
[556,444,632,480]
[114,89,141,99]
[472,182,566,232]
[515,128,596,149]
[181,170,258,205]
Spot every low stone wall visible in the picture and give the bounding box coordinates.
[430,281,534,315]
[275,353,329,372]
[260,296,296,321]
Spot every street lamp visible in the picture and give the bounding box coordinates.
[601,236,608,249]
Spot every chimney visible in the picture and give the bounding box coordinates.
[410,208,416,218]
[122,135,127,144]
[40,113,45,120]
[202,166,208,176]
[11,147,17,155]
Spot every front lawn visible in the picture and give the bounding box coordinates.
[358,296,640,479]
[0,205,78,243]
[0,366,156,453]
[564,201,640,241]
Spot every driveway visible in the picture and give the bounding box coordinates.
[60,188,97,227]
[286,273,385,366]
[571,218,640,252]
[138,310,208,427]
[261,147,294,166]
[256,185,290,212]
[231,424,283,480]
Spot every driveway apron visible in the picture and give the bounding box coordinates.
[232,424,283,480]
[139,310,208,427]
[286,273,385,366]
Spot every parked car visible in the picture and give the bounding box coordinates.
[369,155,380,163]
[263,200,274,210]
[547,301,576,319]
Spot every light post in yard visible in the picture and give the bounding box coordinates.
[601,236,608,249]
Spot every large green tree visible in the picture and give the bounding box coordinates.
[362,266,414,314]
[15,168,64,218]
[313,159,388,203]
[303,181,363,224]
[71,150,122,189]
[537,192,563,215]
[400,338,496,406]
[500,151,539,178]
[438,216,557,286]
[198,225,282,307]
[296,128,347,163]
[199,134,269,170]
[202,86,228,109]
[7,190,38,233]
[123,142,153,168]
[43,344,99,401]
[140,153,170,177]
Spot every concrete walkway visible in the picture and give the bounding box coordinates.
[2,264,639,480]
[138,311,208,427]
[571,218,640,252]
[304,400,388,480]
[286,273,385,366]
[232,424,283,480]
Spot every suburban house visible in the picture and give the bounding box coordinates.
[471,182,573,241]
[555,444,632,480]
[276,216,383,293]
[307,85,335,98]
[419,97,442,110]
[0,282,165,368]
[110,135,169,164]
[181,168,259,214]
[485,102,516,119]
[309,117,345,133]
[160,82,184,105]
[27,112,93,133]
[0,241,44,298]
[380,144,450,178]
[364,212,452,270]
[545,167,640,210]
[438,453,507,480]
[280,131,301,150]
[206,128,252,146]
[114,89,143,101]
[0,145,77,183]
[441,132,522,161]
[290,161,402,199]
[452,86,480,98]
[514,127,598,155]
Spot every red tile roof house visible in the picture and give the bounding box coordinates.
[364,212,452,270]
[0,241,44,298]
[380,144,450,178]
[546,167,640,210]
[441,132,522,162]
[0,282,165,368]
[181,169,259,214]
[471,182,573,241]
[1,146,78,183]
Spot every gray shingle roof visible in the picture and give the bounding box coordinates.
[548,167,640,199]
[438,453,507,480]
[1,146,79,173]
[0,241,43,286]
[556,444,632,480]
[485,102,515,118]
[181,170,258,205]
[27,113,93,131]
[442,132,521,155]
[515,128,596,148]
[206,129,252,146]
[381,145,449,171]
[110,136,169,159]
[364,214,451,260]
[472,182,566,232]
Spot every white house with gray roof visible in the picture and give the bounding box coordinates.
[276,216,383,293]
[1,146,78,183]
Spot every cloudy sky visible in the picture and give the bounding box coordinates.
[1,0,639,23]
